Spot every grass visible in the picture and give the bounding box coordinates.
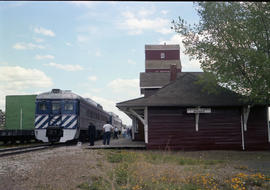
[27,148,270,190]
[144,151,224,166]
[77,176,111,190]
[89,150,270,190]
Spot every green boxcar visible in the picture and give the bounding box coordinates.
[5,95,37,130]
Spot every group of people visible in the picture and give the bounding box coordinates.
[123,127,132,138]
[88,120,121,146]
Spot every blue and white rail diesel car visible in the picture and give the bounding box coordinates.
[34,89,110,143]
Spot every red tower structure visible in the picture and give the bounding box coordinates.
[145,44,181,73]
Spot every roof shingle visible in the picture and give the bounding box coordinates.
[118,72,248,108]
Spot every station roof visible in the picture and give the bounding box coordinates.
[140,72,201,88]
[117,72,249,108]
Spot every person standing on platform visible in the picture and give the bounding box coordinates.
[122,127,127,138]
[129,128,132,139]
[114,127,118,139]
[126,128,130,139]
[103,120,113,145]
[88,122,96,146]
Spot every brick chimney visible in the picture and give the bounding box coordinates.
[170,64,177,81]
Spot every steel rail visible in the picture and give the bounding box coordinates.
[0,143,51,153]
[0,143,65,157]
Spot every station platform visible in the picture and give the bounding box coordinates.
[85,137,146,149]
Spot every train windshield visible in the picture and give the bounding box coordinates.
[52,101,61,114]
[36,101,50,114]
[36,100,78,114]
[39,102,47,111]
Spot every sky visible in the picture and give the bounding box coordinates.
[0,1,202,125]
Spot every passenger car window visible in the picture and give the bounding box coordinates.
[64,103,73,111]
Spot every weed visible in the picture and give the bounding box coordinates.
[143,151,223,166]
[106,150,139,163]
[107,152,123,163]
[181,183,202,190]
[34,184,55,190]
[77,176,111,190]
[98,150,270,190]
[178,157,223,166]
[96,161,103,168]
[223,172,270,190]
[77,182,90,190]
[233,165,249,171]
[115,163,129,185]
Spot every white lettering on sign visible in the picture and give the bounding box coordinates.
[187,108,211,114]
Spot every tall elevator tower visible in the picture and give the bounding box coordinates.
[145,44,182,73]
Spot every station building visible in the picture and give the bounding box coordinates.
[116,44,270,150]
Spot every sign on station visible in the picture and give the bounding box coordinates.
[187,108,211,114]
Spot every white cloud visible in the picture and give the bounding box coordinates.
[119,10,172,35]
[81,93,132,125]
[76,26,98,34]
[44,62,83,71]
[95,50,101,57]
[0,66,53,110]
[80,78,142,125]
[0,66,53,89]
[159,34,202,72]
[137,7,155,17]
[35,54,55,60]
[33,37,45,43]
[77,35,89,43]
[34,27,55,37]
[161,10,168,15]
[65,42,72,46]
[13,42,45,50]
[159,34,185,50]
[107,78,140,97]
[88,76,97,81]
[90,88,101,93]
[128,59,136,65]
[69,1,95,8]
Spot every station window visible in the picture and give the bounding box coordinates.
[64,103,73,111]
[161,52,165,59]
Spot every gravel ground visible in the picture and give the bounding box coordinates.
[0,138,270,190]
[0,143,106,190]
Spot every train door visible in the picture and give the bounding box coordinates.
[49,101,62,126]
[46,101,63,142]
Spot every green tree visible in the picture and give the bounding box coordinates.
[172,2,270,104]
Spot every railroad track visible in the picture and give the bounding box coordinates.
[0,143,64,157]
